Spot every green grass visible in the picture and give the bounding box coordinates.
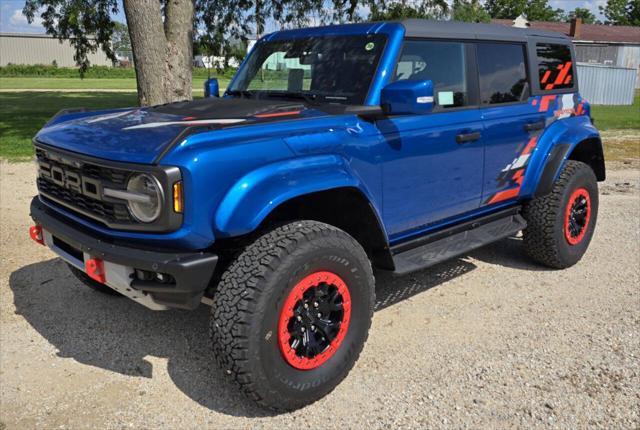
[0,64,237,80]
[0,77,230,94]
[0,92,138,160]
[590,94,640,130]
[1,90,638,161]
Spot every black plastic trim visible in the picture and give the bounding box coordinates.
[391,209,527,275]
[536,144,571,197]
[391,206,522,255]
[30,197,217,309]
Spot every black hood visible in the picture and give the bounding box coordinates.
[149,97,307,119]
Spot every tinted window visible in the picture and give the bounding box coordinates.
[394,40,469,108]
[536,43,574,91]
[229,35,387,105]
[477,43,529,105]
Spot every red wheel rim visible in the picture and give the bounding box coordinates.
[277,271,351,370]
[564,187,591,245]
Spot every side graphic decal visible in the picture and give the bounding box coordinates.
[484,93,587,205]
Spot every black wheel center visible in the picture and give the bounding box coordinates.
[568,196,588,237]
[285,282,345,359]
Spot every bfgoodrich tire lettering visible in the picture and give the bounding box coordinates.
[523,160,598,269]
[209,221,375,411]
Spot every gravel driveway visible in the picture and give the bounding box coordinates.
[1,160,638,429]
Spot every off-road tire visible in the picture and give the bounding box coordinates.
[210,221,375,412]
[66,263,122,296]
[522,160,598,269]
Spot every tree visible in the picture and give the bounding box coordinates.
[566,8,597,24]
[195,0,325,73]
[599,0,640,25]
[484,0,565,21]
[368,0,449,21]
[23,0,119,72]
[452,0,491,23]
[24,0,195,106]
[112,21,131,55]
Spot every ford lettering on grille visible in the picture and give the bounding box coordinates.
[38,161,103,201]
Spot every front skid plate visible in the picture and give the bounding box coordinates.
[43,229,169,310]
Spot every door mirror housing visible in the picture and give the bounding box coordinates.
[204,78,220,98]
[380,80,434,115]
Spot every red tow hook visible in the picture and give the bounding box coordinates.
[85,258,106,284]
[29,225,44,246]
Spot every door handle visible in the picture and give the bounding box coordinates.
[524,120,545,132]
[456,131,481,144]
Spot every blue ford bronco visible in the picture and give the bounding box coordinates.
[29,20,604,411]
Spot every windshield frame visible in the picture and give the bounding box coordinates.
[226,34,390,106]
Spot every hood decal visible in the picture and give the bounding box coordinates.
[122,118,246,130]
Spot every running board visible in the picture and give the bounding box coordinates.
[390,208,527,275]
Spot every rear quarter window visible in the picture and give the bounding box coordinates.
[536,43,575,91]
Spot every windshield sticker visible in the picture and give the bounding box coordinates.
[438,91,454,106]
[365,42,375,51]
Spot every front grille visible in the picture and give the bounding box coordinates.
[37,178,133,224]
[35,147,128,186]
[35,146,135,226]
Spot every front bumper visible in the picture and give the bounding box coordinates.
[30,196,218,310]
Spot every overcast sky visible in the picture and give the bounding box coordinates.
[0,0,608,34]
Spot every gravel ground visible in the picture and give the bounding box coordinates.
[1,160,638,429]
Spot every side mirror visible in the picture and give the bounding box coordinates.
[380,80,434,115]
[204,77,219,98]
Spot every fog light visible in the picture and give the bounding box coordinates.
[156,273,175,284]
[135,269,155,281]
[134,269,174,284]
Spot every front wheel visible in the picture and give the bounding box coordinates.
[209,221,375,411]
[522,160,599,269]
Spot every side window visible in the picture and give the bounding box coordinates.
[394,40,469,109]
[477,42,529,105]
[536,43,574,91]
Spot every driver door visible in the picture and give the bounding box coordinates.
[378,40,485,239]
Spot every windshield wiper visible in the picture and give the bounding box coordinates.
[263,91,321,105]
[226,89,256,99]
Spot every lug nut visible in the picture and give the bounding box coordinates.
[317,312,322,318]
[297,315,302,322]
[304,303,309,309]
[310,324,315,331]
[313,301,319,308]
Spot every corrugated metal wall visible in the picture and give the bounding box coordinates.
[0,34,112,67]
[577,63,636,105]
[617,45,640,88]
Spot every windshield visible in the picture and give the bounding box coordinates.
[228,34,387,105]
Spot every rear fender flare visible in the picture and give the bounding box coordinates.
[522,117,602,198]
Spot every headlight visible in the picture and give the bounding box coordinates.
[126,173,163,223]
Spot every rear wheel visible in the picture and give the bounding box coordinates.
[209,221,375,411]
[522,160,598,269]
[67,263,122,296]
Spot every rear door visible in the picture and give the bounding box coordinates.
[477,42,544,205]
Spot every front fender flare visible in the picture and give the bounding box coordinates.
[214,154,371,237]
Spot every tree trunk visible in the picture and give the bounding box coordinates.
[123,0,194,106]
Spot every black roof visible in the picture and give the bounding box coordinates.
[400,19,570,42]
